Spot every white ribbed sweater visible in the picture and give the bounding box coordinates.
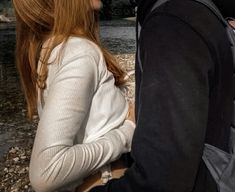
[29,37,135,192]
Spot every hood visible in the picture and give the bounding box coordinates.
[136,0,235,25]
[212,0,235,18]
[136,0,158,25]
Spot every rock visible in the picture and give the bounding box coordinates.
[11,189,19,192]
[18,168,26,174]
[9,148,17,154]
[15,147,19,151]
[20,156,26,160]
[11,187,19,192]
[13,157,20,162]
[0,15,11,23]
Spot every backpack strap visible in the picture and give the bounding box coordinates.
[194,0,228,26]
[193,0,235,67]
[189,1,235,191]
[137,0,234,71]
[193,0,235,130]
[150,0,169,12]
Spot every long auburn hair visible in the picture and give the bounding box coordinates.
[12,0,126,119]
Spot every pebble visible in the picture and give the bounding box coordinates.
[15,147,19,151]
[20,156,26,160]
[13,157,20,162]
[18,168,26,174]
[11,188,19,192]
[9,148,17,154]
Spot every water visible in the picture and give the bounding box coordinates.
[100,19,136,54]
[0,23,32,157]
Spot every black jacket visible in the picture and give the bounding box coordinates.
[91,0,234,191]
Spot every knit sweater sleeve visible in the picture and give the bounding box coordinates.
[29,46,135,192]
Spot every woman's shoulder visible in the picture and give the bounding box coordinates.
[44,37,105,88]
[64,37,102,61]
[49,37,103,66]
[67,37,100,51]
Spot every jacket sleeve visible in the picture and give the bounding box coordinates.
[90,15,214,192]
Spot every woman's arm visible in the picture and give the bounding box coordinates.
[29,53,135,192]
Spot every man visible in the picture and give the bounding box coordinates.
[91,0,235,191]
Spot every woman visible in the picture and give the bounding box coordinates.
[12,0,135,191]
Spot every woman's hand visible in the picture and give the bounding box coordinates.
[127,101,135,123]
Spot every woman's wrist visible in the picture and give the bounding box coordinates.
[116,120,136,153]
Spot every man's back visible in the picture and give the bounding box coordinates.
[134,1,233,191]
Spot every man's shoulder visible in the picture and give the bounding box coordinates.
[141,0,227,49]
